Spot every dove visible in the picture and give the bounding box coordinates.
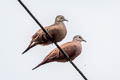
[22,15,68,54]
[32,35,86,70]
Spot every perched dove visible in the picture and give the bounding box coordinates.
[32,35,86,70]
[22,15,68,54]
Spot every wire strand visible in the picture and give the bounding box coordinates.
[18,0,88,80]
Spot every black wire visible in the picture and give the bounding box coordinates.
[18,0,88,80]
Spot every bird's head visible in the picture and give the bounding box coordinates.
[55,15,68,23]
[73,35,86,42]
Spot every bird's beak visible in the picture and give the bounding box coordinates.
[82,39,87,42]
[64,19,68,22]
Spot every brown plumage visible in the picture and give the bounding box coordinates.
[32,35,86,70]
[22,15,68,54]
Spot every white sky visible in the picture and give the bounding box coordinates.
[0,0,120,80]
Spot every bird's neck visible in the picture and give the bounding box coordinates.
[55,21,64,24]
[73,39,82,42]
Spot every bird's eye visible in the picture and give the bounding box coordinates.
[60,17,63,19]
[79,36,81,38]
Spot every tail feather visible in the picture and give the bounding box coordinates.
[32,58,49,70]
[32,63,43,70]
[22,42,36,54]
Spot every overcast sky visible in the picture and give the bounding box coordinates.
[0,0,120,80]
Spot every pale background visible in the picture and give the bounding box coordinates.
[0,0,120,80]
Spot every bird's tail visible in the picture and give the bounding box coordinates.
[22,42,36,54]
[32,58,49,70]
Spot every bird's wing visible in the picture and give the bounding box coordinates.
[44,48,60,62]
[32,24,56,39]
[32,29,41,39]
[32,28,49,43]
[45,42,77,62]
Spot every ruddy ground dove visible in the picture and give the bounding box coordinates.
[22,15,68,54]
[32,35,86,70]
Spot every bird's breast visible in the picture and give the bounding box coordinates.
[53,23,67,42]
